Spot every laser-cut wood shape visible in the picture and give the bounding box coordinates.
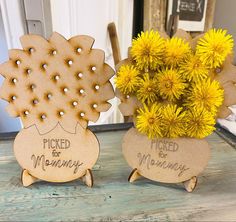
[0,32,115,186]
[123,128,209,192]
[116,29,236,192]
[16,123,99,186]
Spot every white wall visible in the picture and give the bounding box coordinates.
[0,0,26,49]
[213,0,236,64]
[0,0,133,131]
[0,8,21,132]
[50,0,134,125]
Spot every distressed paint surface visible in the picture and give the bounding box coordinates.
[0,130,236,221]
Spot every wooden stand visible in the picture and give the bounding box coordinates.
[22,168,94,187]
[183,176,198,192]
[128,168,141,183]
[81,169,94,187]
[128,168,198,192]
[21,169,38,187]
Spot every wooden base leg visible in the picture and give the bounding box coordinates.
[82,169,93,187]
[21,169,38,187]
[183,176,198,192]
[128,168,141,183]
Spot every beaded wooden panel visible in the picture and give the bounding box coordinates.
[0,32,115,134]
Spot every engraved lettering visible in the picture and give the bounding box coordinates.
[137,152,190,177]
[31,154,83,174]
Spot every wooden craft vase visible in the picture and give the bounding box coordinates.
[123,127,210,191]
[0,32,115,186]
[14,123,99,186]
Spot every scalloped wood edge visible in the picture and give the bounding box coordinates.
[0,32,115,134]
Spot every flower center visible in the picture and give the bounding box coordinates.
[142,47,150,57]
[148,117,155,124]
[193,61,200,69]
[165,81,173,89]
[212,44,224,54]
[125,76,131,82]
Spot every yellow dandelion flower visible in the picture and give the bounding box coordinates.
[136,104,162,139]
[156,68,187,101]
[115,65,141,94]
[164,37,191,67]
[136,73,159,104]
[179,54,209,82]
[161,104,186,138]
[185,78,224,114]
[185,107,216,139]
[131,30,165,70]
[196,29,234,68]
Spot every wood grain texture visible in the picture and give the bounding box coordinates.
[143,0,167,32]
[108,23,121,66]
[204,0,216,31]
[0,130,236,221]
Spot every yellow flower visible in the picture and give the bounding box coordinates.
[115,65,141,94]
[136,73,159,104]
[131,30,165,70]
[164,37,191,67]
[196,29,234,68]
[185,107,216,138]
[156,68,187,101]
[185,78,224,114]
[136,104,162,139]
[161,104,186,138]
[179,54,209,82]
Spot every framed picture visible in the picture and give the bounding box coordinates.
[167,0,209,32]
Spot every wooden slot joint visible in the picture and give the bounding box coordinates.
[128,168,141,183]
[81,169,94,187]
[21,169,38,187]
[183,176,198,192]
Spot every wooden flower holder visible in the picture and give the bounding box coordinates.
[123,128,210,192]
[115,29,236,192]
[0,32,114,187]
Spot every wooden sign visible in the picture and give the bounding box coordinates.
[123,128,210,192]
[15,123,99,187]
[0,32,115,186]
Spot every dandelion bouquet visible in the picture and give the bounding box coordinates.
[116,29,234,139]
[116,29,236,191]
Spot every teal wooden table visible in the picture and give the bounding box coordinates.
[0,129,236,221]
